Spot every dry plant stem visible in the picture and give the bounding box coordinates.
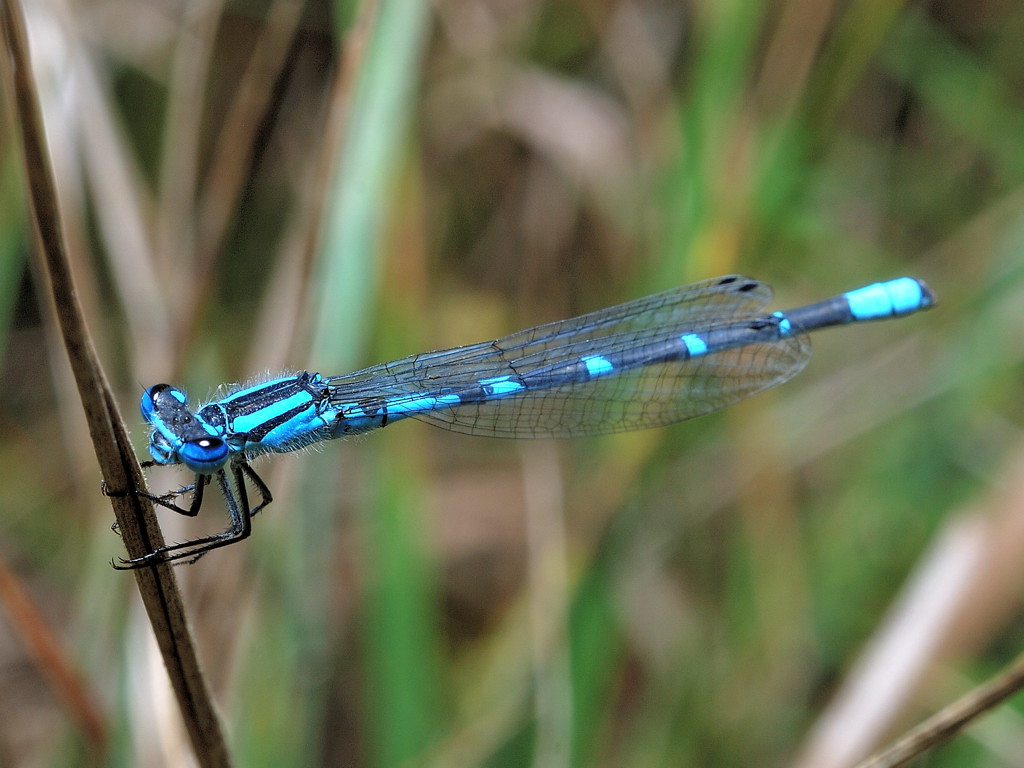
[855,651,1024,768]
[0,2,231,767]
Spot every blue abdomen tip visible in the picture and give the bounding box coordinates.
[846,277,935,320]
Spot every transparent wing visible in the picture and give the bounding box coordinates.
[327,276,809,438]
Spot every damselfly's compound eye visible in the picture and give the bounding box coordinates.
[141,384,189,422]
[179,437,230,473]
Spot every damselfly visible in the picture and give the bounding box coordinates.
[118,275,934,567]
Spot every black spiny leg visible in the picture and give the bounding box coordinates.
[239,461,273,517]
[141,474,209,517]
[114,460,273,569]
[103,467,208,539]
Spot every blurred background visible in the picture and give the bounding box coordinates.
[0,0,1021,766]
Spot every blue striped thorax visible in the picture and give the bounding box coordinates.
[198,372,336,454]
[141,373,338,475]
